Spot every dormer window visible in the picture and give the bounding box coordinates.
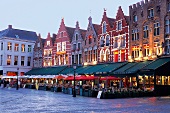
[47,41,50,46]
[106,35,110,46]
[148,8,154,18]
[102,21,106,33]
[133,15,137,22]
[117,21,122,31]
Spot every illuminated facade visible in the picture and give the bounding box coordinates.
[71,21,86,65]
[43,33,55,67]
[82,16,100,65]
[129,0,168,61]
[53,18,75,66]
[98,9,115,63]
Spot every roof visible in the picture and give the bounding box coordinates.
[92,24,100,35]
[66,27,75,42]
[41,38,46,47]
[80,29,87,39]
[51,34,57,45]
[107,17,115,28]
[0,26,38,41]
[124,16,129,25]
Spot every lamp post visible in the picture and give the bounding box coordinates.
[73,64,77,97]
[16,67,19,90]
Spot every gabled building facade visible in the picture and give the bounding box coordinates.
[129,0,167,61]
[43,33,55,67]
[71,21,86,66]
[0,25,37,76]
[53,19,75,66]
[33,34,45,68]
[98,9,115,63]
[111,6,129,62]
[82,16,100,65]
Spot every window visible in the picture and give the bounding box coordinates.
[21,56,25,66]
[62,42,66,51]
[14,56,18,65]
[7,42,12,50]
[85,40,86,45]
[60,32,63,37]
[168,3,170,12]
[154,43,161,55]
[28,45,32,52]
[75,34,78,40]
[78,43,81,49]
[100,50,104,62]
[93,50,97,61]
[73,44,76,50]
[121,36,126,47]
[47,41,50,46]
[133,15,137,22]
[88,35,92,44]
[100,36,104,47]
[7,55,11,65]
[117,21,122,30]
[14,43,19,51]
[154,22,160,36]
[143,25,149,38]
[85,51,88,62]
[114,37,118,48]
[37,42,40,47]
[57,43,61,52]
[21,44,25,52]
[72,55,74,64]
[148,8,154,18]
[27,57,31,66]
[93,34,96,42]
[144,45,150,57]
[106,35,110,46]
[165,19,170,34]
[165,39,170,54]
[106,50,109,62]
[132,47,139,58]
[0,55,3,66]
[132,29,139,40]
[102,21,106,33]
[1,43,3,50]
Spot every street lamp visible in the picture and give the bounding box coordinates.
[16,67,19,90]
[73,64,77,97]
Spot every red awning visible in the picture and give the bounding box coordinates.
[54,75,65,80]
[100,76,120,81]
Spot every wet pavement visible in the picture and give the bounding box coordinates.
[0,88,170,113]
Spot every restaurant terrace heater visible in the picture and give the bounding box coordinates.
[73,64,77,97]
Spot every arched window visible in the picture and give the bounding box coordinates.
[102,21,106,33]
[100,36,104,47]
[105,50,110,62]
[106,35,110,46]
[100,50,105,62]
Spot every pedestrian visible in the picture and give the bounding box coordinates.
[1,79,5,88]
[6,79,9,88]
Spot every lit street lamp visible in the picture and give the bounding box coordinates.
[16,67,19,90]
[73,64,77,97]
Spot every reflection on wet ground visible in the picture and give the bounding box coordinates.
[0,88,170,113]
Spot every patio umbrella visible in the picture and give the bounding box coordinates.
[54,75,65,80]
[100,76,120,81]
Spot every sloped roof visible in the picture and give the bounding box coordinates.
[51,34,57,45]
[107,17,115,28]
[124,16,129,25]
[80,29,87,39]
[0,27,38,41]
[66,27,75,42]
[41,38,46,47]
[92,24,100,35]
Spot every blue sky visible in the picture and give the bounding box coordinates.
[0,0,139,38]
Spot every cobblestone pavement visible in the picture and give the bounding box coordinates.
[0,88,170,113]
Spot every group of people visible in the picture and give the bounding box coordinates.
[0,79,9,88]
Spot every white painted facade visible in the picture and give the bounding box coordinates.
[0,37,35,76]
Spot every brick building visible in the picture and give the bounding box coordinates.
[53,19,75,66]
[129,0,169,61]
[82,16,100,65]
[33,34,45,68]
[98,9,115,63]
[71,21,86,66]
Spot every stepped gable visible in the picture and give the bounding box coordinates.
[0,25,38,41]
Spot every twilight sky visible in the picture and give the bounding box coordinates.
[0,0,140,38]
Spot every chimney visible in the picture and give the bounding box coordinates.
[8,25,12,29]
